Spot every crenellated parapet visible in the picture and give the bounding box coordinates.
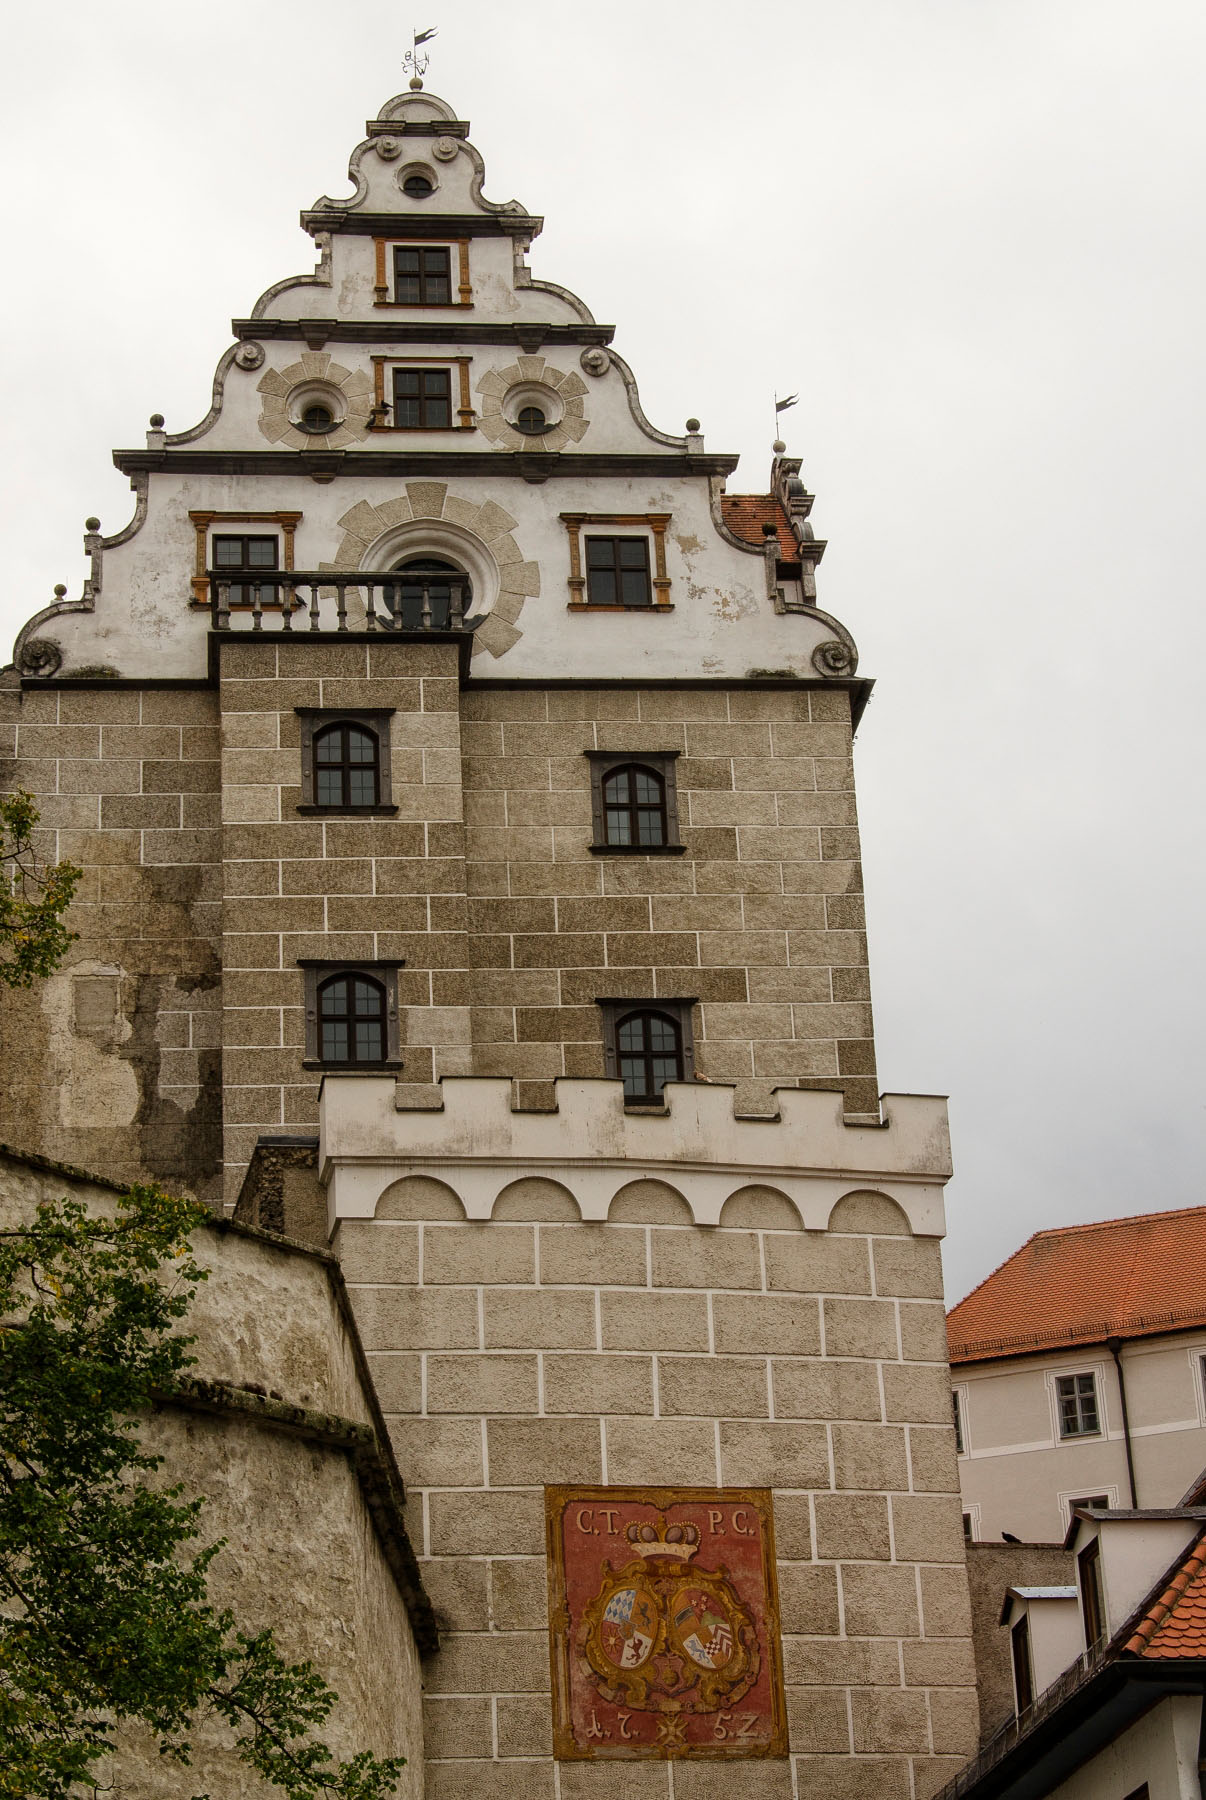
[319,1074,952,1233]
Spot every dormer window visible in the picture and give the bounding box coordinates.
[394,245,451,305]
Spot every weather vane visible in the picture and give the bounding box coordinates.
[403,26,437,86]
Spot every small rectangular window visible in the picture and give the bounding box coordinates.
[393,245,452,305]
[295,710,397,816]
[586,751,683,855]
[1010,1615,1033,1715]
[1079,1537,1105,1648]
[585,536,652,607]
[212,533,278,607]
[1056,1372,1100,1438]
[299,961,403,1069]
[598,999,696,1104]
[1066,1494,1109,1524]
[392,367,452,430]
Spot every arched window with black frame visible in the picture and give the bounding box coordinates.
[317,973,388,1065]
[615,1008,683,1103]
[313,721,380,809]
[384,556,469,630]
[601,763,668,848]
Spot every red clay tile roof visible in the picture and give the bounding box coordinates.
[720,495,799,561]
[947,1206,1206,1364]
[1124,1534,1206,1658]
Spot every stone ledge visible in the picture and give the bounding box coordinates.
[319,1075,951,1233]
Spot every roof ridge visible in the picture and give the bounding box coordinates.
[1030,1204,1206,1241]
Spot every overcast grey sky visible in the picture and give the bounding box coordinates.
[2,0,1203,1299]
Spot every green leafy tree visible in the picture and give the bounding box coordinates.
[0,791,80,987]
[0,1183,407,1799]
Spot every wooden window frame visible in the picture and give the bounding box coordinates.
[952,1389,964,1456]
[370,356,474,431]
[597,998,696,1105]
[373,237,472,308]
[1056,1371,1100,1439]
[1078,1536,1105,1648]
[559,513,673,610]
[298,960,403,1070]
[188,510,301,608]
[1010,1615,1034,1715]
[584,535,653,608]
[295,709,397,816]
[585,750,683,855]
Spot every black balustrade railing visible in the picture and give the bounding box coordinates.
[208,570,476,634]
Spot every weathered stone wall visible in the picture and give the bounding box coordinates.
[462,683,877,1117]
[0,1145,430,1797]
[1,669,876,1206]
[218,635,470,1207]
[337,1179,979,1797]
[0,681,222,1204]
[964,1542,1073,1746]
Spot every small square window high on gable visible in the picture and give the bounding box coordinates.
[211,533,278,608]
[393,367,452,429]
[394,245,451,304]
[585,536,652,607]
[560,513,673,609]
[374,239,471,308]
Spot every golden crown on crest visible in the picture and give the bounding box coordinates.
[625,1515,701,1563]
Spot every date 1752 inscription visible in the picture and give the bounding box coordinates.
[545,1485,787,1761]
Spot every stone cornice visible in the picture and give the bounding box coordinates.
[232,318,615,349]
[112,448,742,481]
[301,209,543,239]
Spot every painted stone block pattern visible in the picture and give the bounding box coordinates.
[337,1177,978,1793]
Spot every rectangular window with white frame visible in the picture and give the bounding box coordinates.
[1056,1371,1101,1439]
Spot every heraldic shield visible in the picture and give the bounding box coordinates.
[546,1486,787,1761]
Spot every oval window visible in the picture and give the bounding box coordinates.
[516,405,547,435]
[402,173,434,197]
[299,402,335,433]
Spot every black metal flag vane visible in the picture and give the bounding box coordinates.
[403,26,437,85]
[773,391,799,446]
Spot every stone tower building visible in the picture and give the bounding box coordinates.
[2,82,978,1796]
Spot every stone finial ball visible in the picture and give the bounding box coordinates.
[53,584,67,597]
[149,413,165,428]
[409,76,423,89]
[772,438,786,454]
[85,517,101,532]
[686,418,701,432]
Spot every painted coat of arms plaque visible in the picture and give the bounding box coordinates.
[546,1485,787,1761]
